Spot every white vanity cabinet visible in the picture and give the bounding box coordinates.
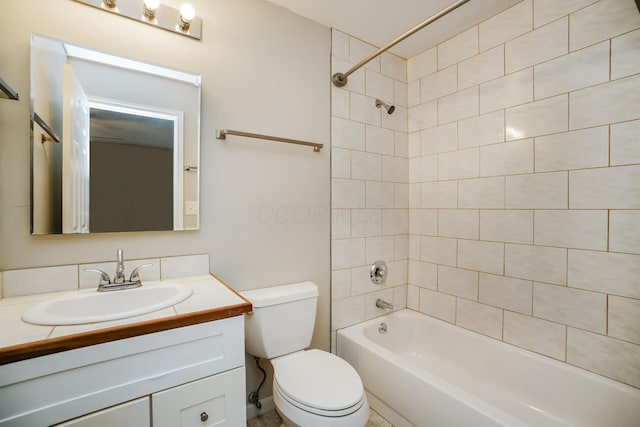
[0,316,247,427]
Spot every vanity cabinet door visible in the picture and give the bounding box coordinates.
[53,397,150,426]
[152,367,246,427]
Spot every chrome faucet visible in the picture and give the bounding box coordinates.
[84,248,152,292]
[376,298,393,310]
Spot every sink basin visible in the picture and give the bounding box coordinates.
[22,282,193,326]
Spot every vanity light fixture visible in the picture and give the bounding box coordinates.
[73,0,202,40]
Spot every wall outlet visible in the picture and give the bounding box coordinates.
[185,201,198,216]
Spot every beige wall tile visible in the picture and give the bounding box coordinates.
[332,87,350,119]
[331,238,365,270]
[534,282,607,334]
[332,178,365,208]
[458,110,505,149]
[438,265,479,300]
[505,244,567,285]
[332,209,350,239]
[480,68,533,113]
[395,184,409,209]
[3,265,78,297]
[567,328,640,388]
[535,126,609,172]
[161,254,209,278]
[409,183,421,208]
[458,176,505,209]
[410,233,421,259]
[407,285,420,310]
[351,209,382,238]
[534,41,609,100]
[394,234,409,260]
[332,295,365,330]
[366,181,395,208]
[409,260,437,289]
[383,156,408,183]
[421,236,457,267]
[479,273,532,315]
[506,18,568,73]
[408,80,421,107]
[480,210,534,244]
[408,100,438,132]
[410,155,438,183]
[569,0,640,51]
[568,249,640,299]
[333,57,365,95]
[381,52,407,82]
[458,239,505,275]
[332,117,365,150]
[395,80,408,109]
[570,165,640,209]
[534,0,598,28]
[409,132,421,158]
[612,29,640,80]
[506,95,568,140]
[419,288,456,323]
[609,296,640,345]
[534,210,608,251]
[386,260,408,286]
[439,209,479,239]
[382,105,408,132]
[366,70,394,103]
[409,209,438,236]
[383,209,409,235]
[332,147,351,179]
[394,285,408,310]
[611,120,640,166]
[351,150,381,180]
[438,27,478,70]
[458,46,504,90]
[456,298,503,339]
[479,0,533,52]
[421,65,457,102]
[331,269,350,300]
[407,47,437,82]
[421,181,458,208]
[480,139,534,177]
[506,172,568,209]
[395,131,409,158]
[610,210,640,255]
[350,37,380,71]
[331,29,349,61]
[438,87,479,125]
[438,148,480,180]
[351,92,381,126]
[366,125,395,155]
[503,311,566,361]
[421,123,458,155]
[570,75,640,130]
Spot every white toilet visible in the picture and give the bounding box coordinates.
[240,281,369,427]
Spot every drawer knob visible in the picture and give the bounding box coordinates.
[200,411,209,422]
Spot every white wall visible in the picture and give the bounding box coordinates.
[0,0,330,404]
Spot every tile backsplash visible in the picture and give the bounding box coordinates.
[332,0,640,388]
[2,254,210,298]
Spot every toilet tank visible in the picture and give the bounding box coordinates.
[240,281,318,359]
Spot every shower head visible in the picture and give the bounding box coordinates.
[375,99,395,114]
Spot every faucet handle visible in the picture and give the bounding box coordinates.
[84,268,111,286]
[129,263,153,284]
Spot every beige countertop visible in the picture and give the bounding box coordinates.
[0,274,251,365]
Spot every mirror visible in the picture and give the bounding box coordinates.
[30,34,201,234]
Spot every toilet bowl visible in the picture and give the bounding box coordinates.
[240,282,369,427]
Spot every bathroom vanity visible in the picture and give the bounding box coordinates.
[0,275,252,427]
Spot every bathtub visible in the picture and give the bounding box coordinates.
[337,309,640,427]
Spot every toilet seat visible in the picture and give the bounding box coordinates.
[271,349,365,417]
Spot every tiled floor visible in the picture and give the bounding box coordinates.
[247,408,392,427]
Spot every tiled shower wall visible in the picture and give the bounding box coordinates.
[332,0,640,389]
[330,31,409,339]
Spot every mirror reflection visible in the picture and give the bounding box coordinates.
[30,34,201,234]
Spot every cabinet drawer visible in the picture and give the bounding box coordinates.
[152,367,246,427]
[53,397,150,427]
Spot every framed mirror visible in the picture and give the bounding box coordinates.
[30,34,201,234]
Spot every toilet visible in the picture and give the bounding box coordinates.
[240,281,369,427]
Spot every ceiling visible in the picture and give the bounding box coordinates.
[265,0,521,58]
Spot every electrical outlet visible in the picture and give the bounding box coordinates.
[186,201,198,216]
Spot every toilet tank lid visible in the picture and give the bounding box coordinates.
[240,281,318,308]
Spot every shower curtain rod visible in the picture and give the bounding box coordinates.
[332,0,472,87]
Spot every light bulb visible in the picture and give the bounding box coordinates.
[180,3,195,21]
[143,0,160,20]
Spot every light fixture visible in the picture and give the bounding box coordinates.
[73,0,202,40]
[143,0,159,20]
[178,3,196,32]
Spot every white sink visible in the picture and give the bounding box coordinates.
[21,282,193,326]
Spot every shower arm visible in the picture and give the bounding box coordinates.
[332,0,472,87]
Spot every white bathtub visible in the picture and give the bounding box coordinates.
[337,309,640,427]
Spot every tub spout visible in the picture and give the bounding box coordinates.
[376,298,393,310]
